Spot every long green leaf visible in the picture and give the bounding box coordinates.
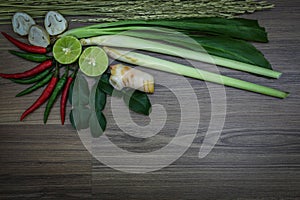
[187,36,272,69]
[99,29,272,69]
[179,17,264,28]
[68,17,268,42]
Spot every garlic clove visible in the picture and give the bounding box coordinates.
[44,11,68,35]
[12,12,36,36]
[28,25,50,47]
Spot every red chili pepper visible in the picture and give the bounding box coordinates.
[1,32,50,54]
[0,59,53,79]
[60,71,76,125]
[20,71,59,121]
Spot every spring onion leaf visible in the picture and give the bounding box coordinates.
[65,18,268,42]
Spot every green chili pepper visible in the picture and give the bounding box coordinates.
[43,69,68,124]
[16,72,53,97]
[9,50,52,62]
[10,68,52,84]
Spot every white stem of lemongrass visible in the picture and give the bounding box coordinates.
[103,47,288,99]
[80,35,281,79]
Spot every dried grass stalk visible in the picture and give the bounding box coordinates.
[0,0,274,24]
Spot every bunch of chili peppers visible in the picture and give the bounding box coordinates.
[0,32,76,124]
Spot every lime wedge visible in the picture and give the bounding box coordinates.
[53,36,82,64]
[79,46,108,77]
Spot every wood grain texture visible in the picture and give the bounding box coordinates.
[0,0,300,199]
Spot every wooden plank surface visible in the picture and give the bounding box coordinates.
[0,0,300,199]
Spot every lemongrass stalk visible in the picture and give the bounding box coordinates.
[104,47,288,99]
[80,35,281,78]
[60,26,181,39]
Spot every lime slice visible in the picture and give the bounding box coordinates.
[79,46,108,77]
[53,36,82,64]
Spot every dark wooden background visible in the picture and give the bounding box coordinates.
[0,0,299,199]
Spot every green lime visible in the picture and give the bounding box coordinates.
[53,36,82,64]
[79,46,108,77]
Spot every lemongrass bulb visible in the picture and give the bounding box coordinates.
[109,64,154,93]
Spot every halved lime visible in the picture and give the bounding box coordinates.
[79,46,108,77]
[53,36,82,64]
